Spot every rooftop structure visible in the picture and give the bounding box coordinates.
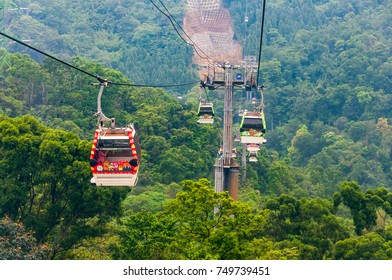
[184,0,242,65]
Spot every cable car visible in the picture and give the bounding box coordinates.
[249,156,257,162]
[240,111,266,144]
[248,151,257,162]
[218,147,223,157]
[90,126,140,186]
[89,81,141,187]
[197,101,214,124]
[232,148,237,158]
[247,143,260,152]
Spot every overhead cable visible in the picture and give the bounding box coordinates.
[0,31,105,82]
[0,31,198,88]
[149,0,221,66]
[256,0,267,88]
[111,81,198,88]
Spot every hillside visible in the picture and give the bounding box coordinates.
[3,0,197,93]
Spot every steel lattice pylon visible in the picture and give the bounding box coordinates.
[185,1,245,200]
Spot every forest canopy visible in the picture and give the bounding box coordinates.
[0,0,391,260]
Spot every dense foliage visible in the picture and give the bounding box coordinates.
[228,0,392,197]
[0,0,391,259]
[5,0,197,93]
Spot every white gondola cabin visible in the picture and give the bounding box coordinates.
[248,151,258,162]
[90,125,140,187]
[197,101,214,124]
[247,143,260,152]
[240,111,267,144]
[249,156,258,162]
[232,148,237,158]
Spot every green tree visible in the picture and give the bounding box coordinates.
[263,194,349,259]
[163,179,264,259]
[157,146,208,184]
[333,232,392,260]
[115,179,277,260]
[265,160,296,195]
[0,216,49,260]
[336,181,392,235]
[288,125,320,166]
[113,211,175,260]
